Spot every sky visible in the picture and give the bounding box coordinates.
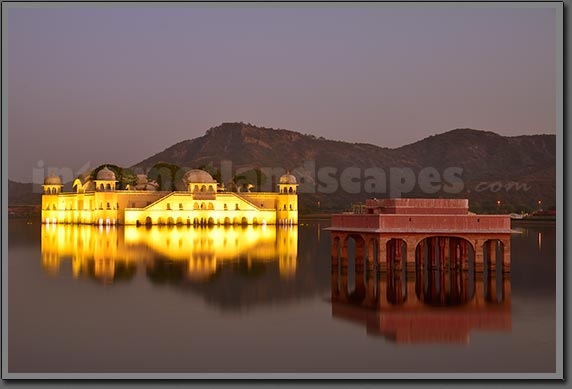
[7,5,557,182]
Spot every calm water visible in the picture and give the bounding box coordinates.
[8,218,555,374]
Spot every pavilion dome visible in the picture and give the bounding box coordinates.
[184,169,216,183]
[96,166,116,181]
[44,173,62,185]
[279,173,297,185]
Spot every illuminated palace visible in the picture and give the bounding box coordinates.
[42,167,298,226]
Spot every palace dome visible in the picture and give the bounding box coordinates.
[184,169,217,183]
[279,173,297,185]
[96,166,116,181]
[44,173,62,185]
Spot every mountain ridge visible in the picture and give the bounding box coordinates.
[9,122,555,213]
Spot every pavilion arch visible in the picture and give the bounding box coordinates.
[200,185,206,192]
[252,218,258,226]
[415,235,475,273]
[193,202,199,210]
[241,217,248,225]
[208,203,214,210]
[157,217,165,226]
[193,217,199,226]
[106,183,111,190]
[145,217,152,226]
[223,217,231,225]
[176,217,183,226]
[232,217,240,225]
[207,217,215,226]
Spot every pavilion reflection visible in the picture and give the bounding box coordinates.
[41,223,298,284]
[331,264,511,344]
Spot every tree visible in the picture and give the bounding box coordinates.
[148,162,182,191]
[233,168,267,192]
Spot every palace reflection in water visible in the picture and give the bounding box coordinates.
[41,223,298,284]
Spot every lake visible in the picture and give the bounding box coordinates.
[7,218,556,374]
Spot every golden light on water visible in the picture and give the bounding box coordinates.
[41,224,298,283]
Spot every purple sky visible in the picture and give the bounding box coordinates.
[8,5,557,182]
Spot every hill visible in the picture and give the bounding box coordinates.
[9,122,555,214]
[132,123,555,213]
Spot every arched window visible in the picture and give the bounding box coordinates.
[200,185,206,192]
[167,203,171,210]
[106,183,111,191]
[100,184,104,191]
[289,187,293,193]
[52,204,56,210]
[208,203,214,210]
[106,202,111,210]
[200,202,205,209]
[208,185,214,192]
[224,203,228,210]
[235,203,239,210]
[194,185,199,193]
[179,203,183,210]
[193,202,199,210]
[283,204,287,210]
[289,204,293,210]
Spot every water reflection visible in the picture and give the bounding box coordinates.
[41,223,298,284]
[331,265,511,344]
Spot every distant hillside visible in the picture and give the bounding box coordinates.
[132,123,555,213]
[8,180,42,206]
[9,122,555,214]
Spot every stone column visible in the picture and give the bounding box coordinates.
[416,240,424,271]
[340,236,349,269]
[474,239,485,272]
[406,238,417,273]
[355,237,365,272]
[366,238,375,271]
[331,235,339,271]
[487,240,496,272]
[394,240,403,271]
[378,237,388,273]
[502,238,511,273]
[331,235,339,259]
[438,238,446,270]
[428,237,437,270]
[461,240,470,271]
